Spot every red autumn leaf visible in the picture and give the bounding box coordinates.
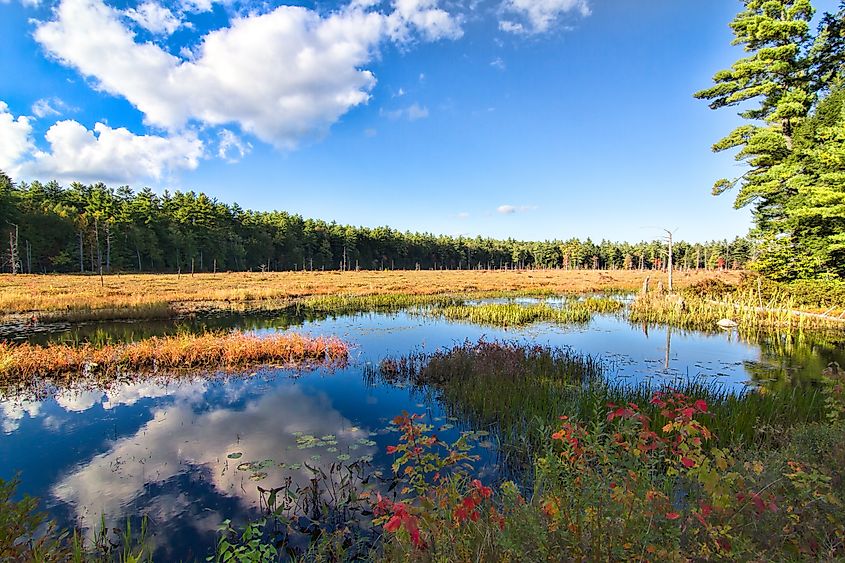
[665,512,681,520]
[386,445,397,454]
[681,457,696,468]
[385,514,402,532]
[694,399,708,412]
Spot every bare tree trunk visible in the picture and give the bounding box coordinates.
[664,229,674,293]
[8,224,20,274]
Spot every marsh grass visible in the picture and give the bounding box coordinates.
[39,303,176,323]
[0,270,740,318]
[630,291,845,333]
[579,295,625,313]
[424,302,593,326]
[370,340,827,459]
[0,332,348,381]
[296,293,464,315]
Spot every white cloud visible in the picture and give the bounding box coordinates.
[387,0,463,42]
[32,97,73,118]
[53,385,375,539]
[490,56,506,70]
[1,397,41,434]
[55,389,103,412]
[0,102,34,174]
[124,1,181,35]
[34,0,461,149]
[22,119,204,183]
[497,204,536,214]
[457,211,470,219]
[1,99,204,184]
[217,129,252,163]
[500,0,589,34]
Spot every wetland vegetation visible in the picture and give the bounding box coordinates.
[1,0,845,558]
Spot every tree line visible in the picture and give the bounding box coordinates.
[0,175,752,275]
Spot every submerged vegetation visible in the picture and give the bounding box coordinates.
[0,332,348,381]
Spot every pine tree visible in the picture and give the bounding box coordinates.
[695,0,815,226]
[697,0,845,279]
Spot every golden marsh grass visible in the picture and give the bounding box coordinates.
[0,270,741,319]
[0,332,348,380]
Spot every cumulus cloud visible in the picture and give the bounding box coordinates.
[1,99,203,183]
[22,119,204,183]
[0,101,35,173]
[34,0,461,149]
[387,0,463,42]
[499,0,590,34]
[124,1,181,35]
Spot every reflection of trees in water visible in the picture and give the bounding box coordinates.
[14,308,341,346]
[632,319,844,391]
[740,330,845,391]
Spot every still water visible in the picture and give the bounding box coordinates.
[0,303,841,559]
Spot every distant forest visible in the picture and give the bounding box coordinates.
[0,174,753,274]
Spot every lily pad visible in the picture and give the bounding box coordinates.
[227,452,243,460]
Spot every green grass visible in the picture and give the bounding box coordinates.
[295,293,465,315]
[370,340,828,460]
[424,302,592,326]
[629,291,845,334]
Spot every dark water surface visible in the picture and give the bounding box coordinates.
[1,302,842,559]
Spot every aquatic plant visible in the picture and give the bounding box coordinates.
[371,341,827,456]
[579,296,625,313]
[629,291,845,333]
[424,302,592,326]
[297,293,464,315]
[0,332,348,380]
[0,476,151,562]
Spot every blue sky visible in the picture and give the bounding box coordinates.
[0,0,839,242]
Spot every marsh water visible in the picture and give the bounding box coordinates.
[1,298,842,559]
